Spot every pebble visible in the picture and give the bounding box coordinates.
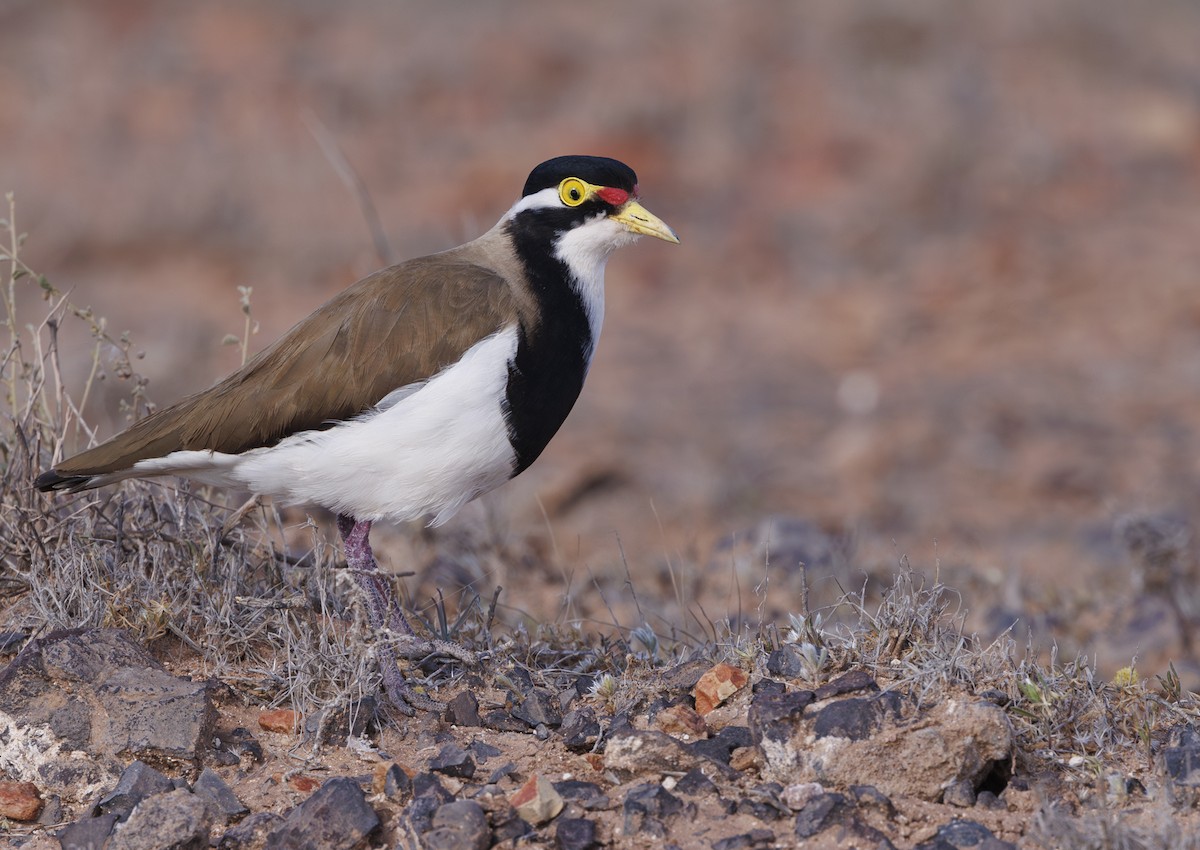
[422,800,490,850]
[510,775,564,825]
[445,691,482,727]
[258,709,297,734]
[266,777,380,850]
[555,816,599,850]
[429,743,476,779]
[693,663,749,715]
[0,780,43,822]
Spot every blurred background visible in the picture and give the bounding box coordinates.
[6,0,1200,680]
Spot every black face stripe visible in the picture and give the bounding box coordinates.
[501,216,594,475]
[522,155,638,197]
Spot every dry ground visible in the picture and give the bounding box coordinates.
[5,1,1200,846]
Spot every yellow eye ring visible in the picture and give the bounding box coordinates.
[559,177,589,207]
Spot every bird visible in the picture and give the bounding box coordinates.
[36,154,679,714]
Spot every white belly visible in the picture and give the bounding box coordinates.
[137,328,520,525]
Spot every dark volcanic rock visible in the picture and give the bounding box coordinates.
[267,777,379,850]
[713,829,778,850]
[765,646,809,679]
[445,691,482,727]
[813,670,879,701]
[556,816,599,850]
[95,761,174,821]
[793,792,852,839]
[919,818,1014,849]
[623,783,686,839]
[560,706,602,750]
[688,725,753,765]
[430,743,476,779]
[812,693,903,741]
[192,767,248,819]
[749,689,815,746]
[105,787,212,850]
[421,800,490,850]
[217,811,282,849]
[513,688,562,728]
[674,768,718,797]
[482,709,528,732]
[59,812,119,850]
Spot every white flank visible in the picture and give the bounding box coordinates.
[132,329,521,525]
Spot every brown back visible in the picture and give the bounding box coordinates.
[55,246,523,476]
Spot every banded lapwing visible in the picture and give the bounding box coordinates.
[36,155,679,713]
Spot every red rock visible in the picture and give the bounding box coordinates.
[692,663,749,716]
[0,780,43,822]
[259,708,298,733]
[509,775,563,825]
[289,774,320,793]
[656,703,709,739]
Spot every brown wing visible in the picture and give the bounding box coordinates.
[47,252,520,479]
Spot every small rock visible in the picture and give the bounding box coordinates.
[976,790,1005,810]
[266,777,380,850]
[37,792,63,826]
[95,761,174,821]
[656,703,708,739]
[510,775,564,825]
[411,773,455,804]
[468,740,502,763]
[106,788,212,850]
[482,709,529,732]
[793,792,851,839]
[730,746,763,771]
[689,725,754,766]
[445,691,482,727]
[1164,741,1200,786]
[552,780,606,807]
[560,706,602,750]
[555,816,599,850]
[218,727,264,764]
[850,785,896,818]
[749,690,815,748]
[622,783,685,838]
[738,782,789,821]
[781,782,825,811]
[693,663,749,715]
[752,679,788,696]
[924,818,1013,849]
[422,800,490,850]
[216,811,281,849]
[488,762,519,784]
[58,813,119,850]
[303,697,376,745]
[192,767,247,819]
[514,689,562,728]
[713,828,778,850]
[258,709,297,733]
[430,743,476,779]
[674,769,719,796]
[372,762,413,799]
[812,693,901,741]
[0,780,43,821]
[765,646,809,679]
[605,730,708,779]
[943,779,976,807]
[288,775,320,793]
[813,670,879,701]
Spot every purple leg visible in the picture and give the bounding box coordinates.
[337,514,424,715]
[337,515,414,637]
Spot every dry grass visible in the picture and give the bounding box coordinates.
[3,197,1200,844]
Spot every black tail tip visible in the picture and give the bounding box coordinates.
[35,470,89,493]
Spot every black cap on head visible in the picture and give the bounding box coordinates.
[522,156,639,197]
